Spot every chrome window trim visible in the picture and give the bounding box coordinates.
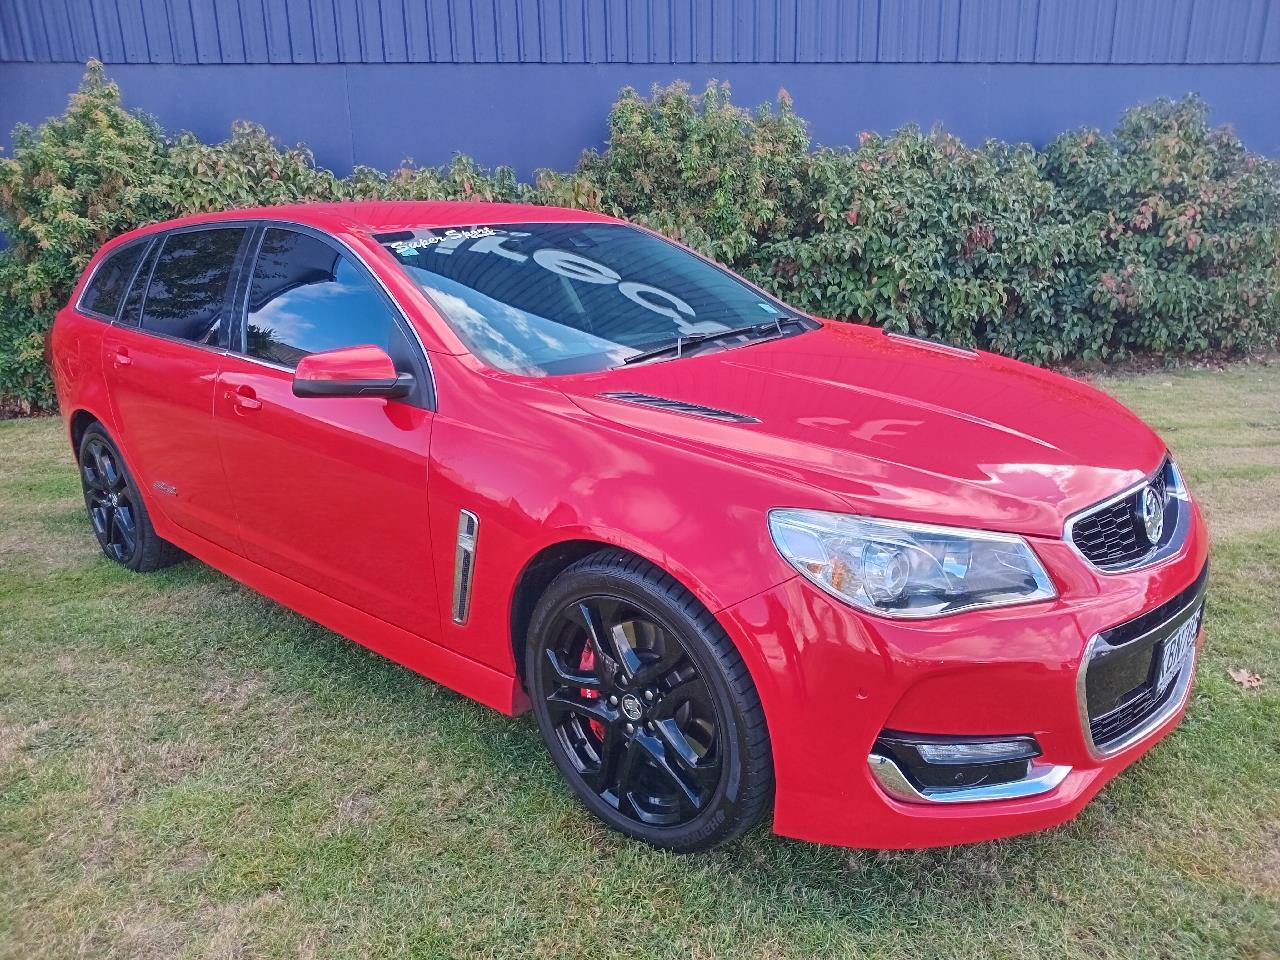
[112,326,229,358]
[225,351,292,374]
[867,753,1071,804]
[1063,457,1191,575]
[98,217,437,410]
[1075,574,1206,759]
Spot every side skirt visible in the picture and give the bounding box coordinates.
[153,515,530,716]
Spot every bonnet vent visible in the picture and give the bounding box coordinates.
[883,330,978,358]
[596,391,759,424]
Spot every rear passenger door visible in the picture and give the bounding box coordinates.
[102,225,249,553]
[214,225,440,638]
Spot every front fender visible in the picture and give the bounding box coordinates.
[424,354,846,679]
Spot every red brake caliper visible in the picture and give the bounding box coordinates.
[579,644,605,741]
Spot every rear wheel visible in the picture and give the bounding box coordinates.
[78,424,185,572]
[526,549,773,852]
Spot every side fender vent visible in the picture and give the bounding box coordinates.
[452,510,479,625]
[596,391,759,424]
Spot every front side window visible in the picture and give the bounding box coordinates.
[80,241,148,319]
[141,228,246,344]
[245,228,406,368]
[376,223,800,376]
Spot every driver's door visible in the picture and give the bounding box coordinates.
[214,225,440,638]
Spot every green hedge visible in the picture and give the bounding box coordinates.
[2,62,1278,413]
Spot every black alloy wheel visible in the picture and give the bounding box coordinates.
[78,424,185,572]
[82,434,138,562]
[526,550,773,852]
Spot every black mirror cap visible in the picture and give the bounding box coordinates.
[292,372,414,400]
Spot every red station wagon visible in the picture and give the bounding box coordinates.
[50,202,1209,852]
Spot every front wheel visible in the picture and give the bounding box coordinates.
[525,549,773,852]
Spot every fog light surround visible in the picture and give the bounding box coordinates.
[868,731,1070,805]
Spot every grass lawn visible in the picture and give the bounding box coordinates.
[1,366,1278,960]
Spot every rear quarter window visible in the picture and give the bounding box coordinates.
[78,241,148,319]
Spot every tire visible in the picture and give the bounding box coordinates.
[525,548,773,853]
[78,423,186,572]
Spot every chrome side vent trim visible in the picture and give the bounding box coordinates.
[596,391,759,424]
[452,509,479,624]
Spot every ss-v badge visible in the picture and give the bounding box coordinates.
[152,480,178,496]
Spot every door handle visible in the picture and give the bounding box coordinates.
[224,386,262,413]
[113,348,132,367]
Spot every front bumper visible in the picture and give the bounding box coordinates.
[719,498,1210,849]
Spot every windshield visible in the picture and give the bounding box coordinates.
[375,222,801,376]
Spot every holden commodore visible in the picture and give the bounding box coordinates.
[50,201,1208,852]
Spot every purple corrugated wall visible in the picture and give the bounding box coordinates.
[1,0,1277,175]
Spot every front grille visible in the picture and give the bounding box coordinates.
[1090,679,1179,747]
[1080,563,1207,754]
[1069,459,1177,571]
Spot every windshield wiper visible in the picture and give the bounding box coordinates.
[621,316,806,366]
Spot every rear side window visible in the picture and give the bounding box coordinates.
[79,241,147,319]
[244,228,406,368]
[117,240,160,327]
[140,228,246,345]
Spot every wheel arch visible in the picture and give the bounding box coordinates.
[509,536,737,684]
[69,408,101,459]
[509,538,618,683]
[508,538,782,778]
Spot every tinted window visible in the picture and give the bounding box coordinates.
[245,228,405,368]
[118,241,160,327]
[377,223,798,376]
[80,241,147,319]
[140,228,246,344]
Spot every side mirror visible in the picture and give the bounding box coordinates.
[292,344,414,400]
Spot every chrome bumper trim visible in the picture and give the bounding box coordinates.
[867,753,1071,805]
[1076,578,1206,759]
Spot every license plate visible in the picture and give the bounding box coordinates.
[1156,604,1202,692]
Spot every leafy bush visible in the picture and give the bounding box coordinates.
[536,81,810,266]
[0,62,172,412]
[1,63,1278,413]
[340,154,526,203]
[748,100,1280,363]
[748,131,1104,361]
[0,64,528,411]
[166,121,345,213]
[1042,95,1280,358]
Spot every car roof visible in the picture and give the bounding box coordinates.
[119,200,621,241]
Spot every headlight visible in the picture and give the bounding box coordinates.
[768,509,1057,618]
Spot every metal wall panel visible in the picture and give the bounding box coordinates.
[1,0,1276,65]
